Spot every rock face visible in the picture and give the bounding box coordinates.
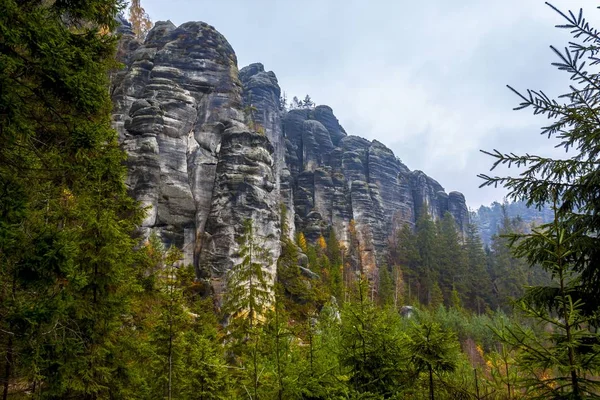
[278,107,468,276]
[111,21,280,299]
[112,21,468,295]
[472,200,553,246]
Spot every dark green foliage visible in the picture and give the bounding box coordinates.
[408,317,459,400]
[223,219,273,333]
[479,3,600,398]
[493,208,600,399]
[340,281,410,397]
[416,212,438,305]
[0,0,147,397]
[436,213,468,307]
[488,211,530,310]
[377,265,394,307]
[464,223,494,312]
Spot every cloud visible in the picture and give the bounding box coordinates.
[141,0,600,208]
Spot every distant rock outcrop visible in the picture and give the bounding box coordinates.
[112,21,469,295]
[471,201,553,246]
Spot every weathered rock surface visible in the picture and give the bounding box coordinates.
[112,20,469,296]
[112,22,280,298]
[198,129,280,302]
[238,63,295,239]
[278,104,469,275]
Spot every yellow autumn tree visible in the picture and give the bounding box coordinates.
[297,232,308,254]
[128,0,153,39]
[317,235,327,251]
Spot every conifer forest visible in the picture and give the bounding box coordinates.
[2,1,600,399]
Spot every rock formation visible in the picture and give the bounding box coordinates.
[111,21,281,300]
[112,20,469,295]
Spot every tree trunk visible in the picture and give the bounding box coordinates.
[2,335,12,400]
[429,364,434,400]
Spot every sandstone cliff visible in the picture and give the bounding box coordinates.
[112,21,469,294]
[111,21,281,299]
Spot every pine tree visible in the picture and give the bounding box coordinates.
[393,223,420,304]
[148,243,186,400]
[291,96,302,109]
[416,212,438,305]
[326,229,343,301]
[464,223,494,312]
[494,203,600,398]
[340,280,410,397]
[302,94,314,109]
[436,212,468,306]
[488,210,528,310]
[378,265,395,307]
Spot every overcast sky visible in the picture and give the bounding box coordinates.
[140,0,599,209]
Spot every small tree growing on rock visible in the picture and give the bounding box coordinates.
[224,219,273,333]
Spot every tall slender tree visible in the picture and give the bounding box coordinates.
[223,219,273,333]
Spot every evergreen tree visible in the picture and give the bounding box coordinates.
[488,209,529,310]
[478,2,600,314]
[0,1,144,397]
[340,281,410,397]
[146,242,186,400]
[344,219,363,301]
[378,265,395,307]
[326,229,343,301]
[223,220,273,400]
[279,92,288,111]
[436,212,468,306]
[494,203,600,398]
[302,94,314,109]
[291,96,302,109]
[464,223,494,312]
[223,219,273,333]
[408,318,459,400]
[416,212,438,305]
[393,223,420,304]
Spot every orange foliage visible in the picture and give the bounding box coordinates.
[128,0,152,39]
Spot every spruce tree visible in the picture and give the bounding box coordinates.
[464,223,494,312]
[478,2,600,313]
[436,212,468,306]
[393,223,421,304]
[408,318,459,400]
[223,220,273,400]
[0,0,144,397]
[493,203,600,398]
[223,219,273,333]
[416,212,438,305]
[340,280,410,397]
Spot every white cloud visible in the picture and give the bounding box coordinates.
[141,0,600,207]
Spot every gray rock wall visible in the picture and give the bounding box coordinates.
[277,104,469,276]
[113,20,468,297]
[112,22,280,298]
